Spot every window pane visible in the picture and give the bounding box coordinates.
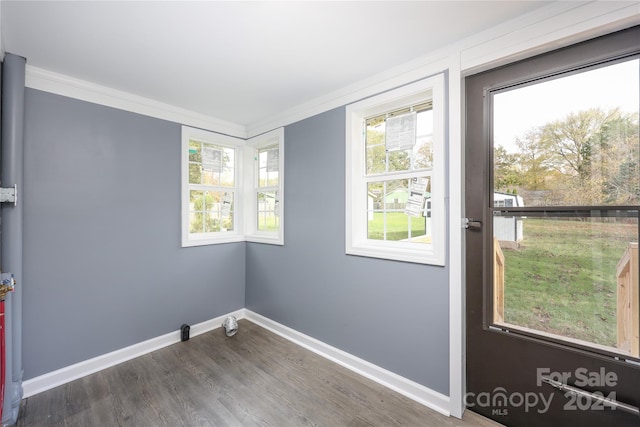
[189,190,203,205]
[189,141,235,188]
[204,211,219,233]
[365,106,434,175]
[365,116,385,146]
[367,178,432,242]
[220,192,234,231]
[202,169,219,186]
[388,149,411,172]
[414,137,433,169]
[494,214,639,354]
[189,163,202,185]
[220,167,234,187]
[257,191,279,231]
[493,59,640,206]
[202,145,222,172]
[188,141,201,162]
[189,212,204,234]
[189,190,234,234]
[258,145,279,187]
[220,148,235,187]
[366,145,386,175]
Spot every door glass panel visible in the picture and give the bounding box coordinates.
[493,213,638,354]
[492,58,640,357]
[493,59,639,207]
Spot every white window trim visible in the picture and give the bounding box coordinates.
[181,126,245,247]
[245,128,285,245]
[345,74,446,265]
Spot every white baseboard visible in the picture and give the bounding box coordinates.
[22,309,246,398]
[244,310,451,417]
[24,308,451,418]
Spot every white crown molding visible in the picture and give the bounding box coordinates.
[246,1,640,138]
[25,66,247,139]
[22,309,246,398]
[244,310,451,417]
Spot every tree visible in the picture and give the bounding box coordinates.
[514,129,552,191]
[513,108,639,205]
[540,108,615,179]
[493,145,522,192]
[366,128,410,174]
[596,112,640,204]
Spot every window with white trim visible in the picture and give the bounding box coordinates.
[245,128,284,244]
[182,126,244,246]
[346,74,445,265]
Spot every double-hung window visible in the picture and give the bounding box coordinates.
[245,128,285,244]
[182,126,244,246]
[346,74,445,265]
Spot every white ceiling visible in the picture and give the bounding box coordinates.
[2,1,550,128]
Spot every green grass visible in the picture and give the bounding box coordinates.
[257,214,279,232]
[368,212,426,241]
[501,218,637,348]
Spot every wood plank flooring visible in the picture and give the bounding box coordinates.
[18,320,501,426]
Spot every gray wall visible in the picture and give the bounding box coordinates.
[21,88,450,396]
[22,89,245,379]
[245,107,450,395]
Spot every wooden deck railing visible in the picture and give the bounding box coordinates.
[617,242,639,358]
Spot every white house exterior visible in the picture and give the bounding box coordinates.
[493,192,524,245]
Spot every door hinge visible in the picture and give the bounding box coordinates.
[464,218,482,231]
[0,185,17,206]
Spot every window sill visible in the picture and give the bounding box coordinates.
[346,240,444,266]
[182,234,245,247]
[246,233,284,246]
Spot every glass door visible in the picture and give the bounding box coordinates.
[465,26,640,427]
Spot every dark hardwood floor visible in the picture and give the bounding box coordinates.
[18,320,500,426]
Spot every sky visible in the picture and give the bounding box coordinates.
[493,58,639,153]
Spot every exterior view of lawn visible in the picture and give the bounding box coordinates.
[500,218,638,349]
[367,211,427,241]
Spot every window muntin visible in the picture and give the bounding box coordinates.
[182,127,243,247]
[346,74,445,265]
